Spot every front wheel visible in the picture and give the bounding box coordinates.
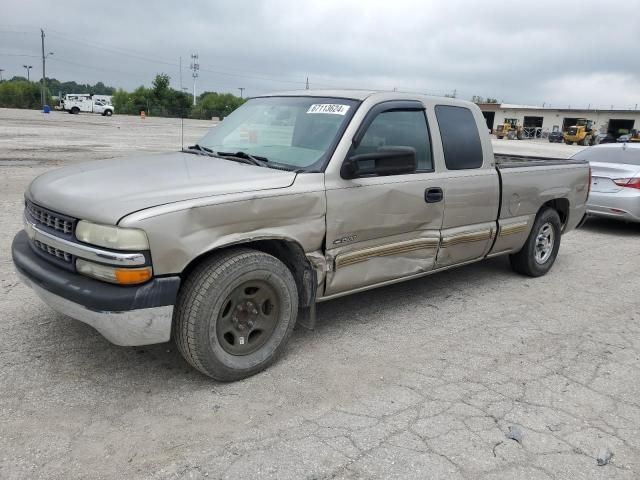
[509,208,562,277]
[103,109,113,117]
[173,248,299,381]
[565,140,573,145]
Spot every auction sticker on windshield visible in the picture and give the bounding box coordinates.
[307,104,350,115]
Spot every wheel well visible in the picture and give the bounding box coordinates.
[542,198,569,228]
[180,240,317,308]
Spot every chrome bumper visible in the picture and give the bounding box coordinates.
[18,270,173,346]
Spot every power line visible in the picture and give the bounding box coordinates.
[45,30,325,88]
[2,30,484,97]
[0,53,41,58]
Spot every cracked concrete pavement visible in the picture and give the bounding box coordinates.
[1,108,639,479]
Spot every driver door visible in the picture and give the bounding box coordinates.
[324,101,444,296]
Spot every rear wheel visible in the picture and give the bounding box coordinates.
[71,107,80,114]
[173,248,299,381]
[509,208,562,277]
[565,140,573,145]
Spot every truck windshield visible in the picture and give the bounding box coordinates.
[197,96,359,171]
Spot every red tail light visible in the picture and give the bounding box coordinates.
[613,178,640,189]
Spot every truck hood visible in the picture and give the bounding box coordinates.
[27,152,297,224]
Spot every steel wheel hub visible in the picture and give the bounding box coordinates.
[534,222,554,264]
[216,280,280,356]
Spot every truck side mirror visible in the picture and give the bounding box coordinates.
[341,146,417,179]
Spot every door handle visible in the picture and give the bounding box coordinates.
[425,187,443,203]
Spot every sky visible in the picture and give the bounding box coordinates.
[1,0,639,109]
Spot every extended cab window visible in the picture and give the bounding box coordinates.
[435,105,483,170]
[352,110,432,171]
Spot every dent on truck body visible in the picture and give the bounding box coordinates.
[120,176,327,276]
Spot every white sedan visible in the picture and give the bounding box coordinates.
[574,143,640,222]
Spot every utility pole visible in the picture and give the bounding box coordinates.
[23,65,33,81]
[190,53,199,106]
[179,56,183,90]
[238,87,245,99]
[41,28,46,109]
[305,77,309,90]
[0,69,4,81]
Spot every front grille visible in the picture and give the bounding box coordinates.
[568,127,577,135]
[33,239,73,263]
[26,201,75,235]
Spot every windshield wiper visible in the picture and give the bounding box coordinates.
[215,150,269,167]
[183,144,216,155]
[183,146,296,170]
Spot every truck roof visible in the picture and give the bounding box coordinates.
[257,89,475,107]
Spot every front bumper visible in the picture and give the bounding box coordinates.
[12,230,181,346]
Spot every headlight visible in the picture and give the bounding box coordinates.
[76,259,152,285]
[75,220,149,250]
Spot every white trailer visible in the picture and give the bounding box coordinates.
[60,94,114,116]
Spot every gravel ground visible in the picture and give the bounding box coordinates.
[1,108,639,479]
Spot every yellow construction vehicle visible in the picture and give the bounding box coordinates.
[563,118,597,146]
[495,119,523,140]
[630,130,640,143]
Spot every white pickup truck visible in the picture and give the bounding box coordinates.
[60,94,114,116]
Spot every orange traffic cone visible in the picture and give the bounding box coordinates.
[140,110,146,120]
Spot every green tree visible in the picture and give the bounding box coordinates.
[193,92,245,119]
[112,88,133,114]
[152,73,171,102]
[0,79,51,109]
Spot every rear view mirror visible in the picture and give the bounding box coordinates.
[341,146,417,179]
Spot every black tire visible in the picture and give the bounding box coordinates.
[565,140,573,145]
[509,208,562,277]
[71,107,80,114]
[104,109,113,117]
[173,248,299,381]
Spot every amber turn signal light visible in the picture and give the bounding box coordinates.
[114,267,153,285]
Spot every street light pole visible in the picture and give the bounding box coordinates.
[238,87,245,99]
[23,65,33,81]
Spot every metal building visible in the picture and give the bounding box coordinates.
[478,103,640,140]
